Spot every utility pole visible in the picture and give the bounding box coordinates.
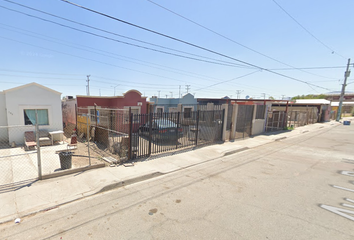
[86,75,90,96]
[170,92,173,98]
[261,93,266,99]
[236,90,243,99]
[186,85,190,93]
[336,58,351,121]
[112,84,120,96]
[158,90,161,98]
[179,85,181,98]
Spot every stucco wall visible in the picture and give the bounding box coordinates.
[252,119,266,135]
[0,92,8,141]
[151,93,197,113]
[77,90,147,114]
[5,84,62,144]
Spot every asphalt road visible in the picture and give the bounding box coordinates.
[1,123,354,240]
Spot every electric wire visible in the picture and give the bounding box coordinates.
[59,0,334,91]
[1,0,253,69]
[0,5,248,69]
[0,23,240,84]
[0,35,200,84]
[195,71,261,91]
[272,0,346,59]
[146,0,339,80]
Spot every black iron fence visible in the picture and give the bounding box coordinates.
[129,110,224,160]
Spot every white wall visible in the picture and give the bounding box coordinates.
[252,119,266,135]
[0,92,9,142]
[5,84,62,144]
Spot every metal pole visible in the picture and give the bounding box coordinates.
[283,101,289,128]
[86,114,91,166]
[128,108,132,160]
[148,112,152,156]
[35,110,42,180]
[176,112,180,149]
[336,58,351,121]
[195,110,200,146]
[221,109,225,140]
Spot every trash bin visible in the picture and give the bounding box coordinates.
[343,121,351,125]
[58,152,73,169]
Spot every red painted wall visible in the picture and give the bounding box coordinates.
[76,90,147,114]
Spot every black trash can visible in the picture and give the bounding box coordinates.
[58,152,73,170]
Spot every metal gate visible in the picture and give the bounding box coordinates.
[266,111,286,132]
[130,110,224,160]
[235,105,254,139]
[226,104,233,131]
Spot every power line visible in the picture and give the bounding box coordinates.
[1,23,287,92]
[145,0,339,80]
[0,35,203,84]
[1,1,252,69]
[0,6,245,69]
[195,71,260,91]
[270,66,347,70]
[272,0,346,59]
[59,0,334,91]
[0,68,84,76]
[0,23,233,84]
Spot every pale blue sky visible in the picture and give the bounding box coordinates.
[1,0,353,99]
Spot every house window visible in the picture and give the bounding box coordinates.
[24,109,49,125]
[183,107,193,118]
[156,107,164,117]
[124,106,141,123]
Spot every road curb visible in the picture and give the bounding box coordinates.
[96,172,164,194]
[222,147,249,157]
[274,136,287,141]
[0,171,165,225]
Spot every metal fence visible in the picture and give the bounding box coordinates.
[235,105,254,139]
[0,118,107,188]
[0,107,115,187]
[266,108,318,132]
[287,109,318,128]
[130,110,224,160]
[266,111,286,132]
[73,108,224,162]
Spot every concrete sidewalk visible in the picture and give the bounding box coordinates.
[0,119,349,224]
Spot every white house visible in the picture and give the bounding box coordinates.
[0,82,63,145]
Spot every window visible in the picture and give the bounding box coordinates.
[183,107,193,118]
[24,109,49,125]
[156,107,164,117]
[124,106,141,123]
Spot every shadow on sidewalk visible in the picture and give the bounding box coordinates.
[0,179,38,194]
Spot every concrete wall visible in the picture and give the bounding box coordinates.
[77,90,147,114]
[0,92,9,142]
[150,93,197,113]
[5,84,62,144]
[252,119,266,135]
